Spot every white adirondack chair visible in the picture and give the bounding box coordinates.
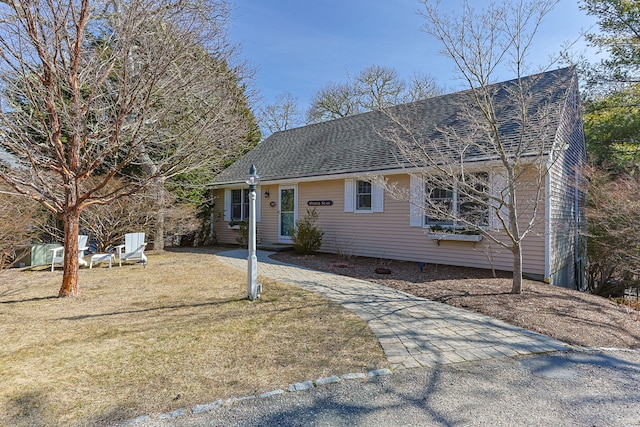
[115,232,147,267]
[50,235,89,272]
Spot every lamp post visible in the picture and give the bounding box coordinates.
[246,164,260,300]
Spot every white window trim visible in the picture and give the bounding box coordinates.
[345,179,384,213]
[223,187,261,223]
[355,180,373,213]
[409,174,492,229]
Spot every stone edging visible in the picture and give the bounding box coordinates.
[120,368,393,426]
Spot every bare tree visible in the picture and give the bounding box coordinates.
[259,92,304,135]
[405,72,445,103]
[0,185,44,270]
[354,65,405,110]
[0,0,253,296]
[583,167,640,296]
[307,65,443,124]
[307,82,362,123]
[380,0,569,294]
[78,177,156,252]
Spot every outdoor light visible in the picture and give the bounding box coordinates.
[246,164,261,300]
[264,189,270,198]
[246,164,260,189]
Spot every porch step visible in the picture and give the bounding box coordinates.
[257,242,293,252]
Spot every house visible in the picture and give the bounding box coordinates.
[211,67,587,289]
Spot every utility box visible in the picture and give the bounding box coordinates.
[28,243,60,267]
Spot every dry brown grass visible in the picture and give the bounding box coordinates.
[0,249,386,427]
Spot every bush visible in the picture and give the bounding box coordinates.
[229,219,250,246]
[0,187,44,270]
[584,167,640,296]
[292,208,324,255]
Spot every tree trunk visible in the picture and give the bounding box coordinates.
[153,177,166,251]
[511,244,523,294]
[58,210,81,298]
[155,203,165,251]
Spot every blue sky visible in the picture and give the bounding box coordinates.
[228,0,600,112]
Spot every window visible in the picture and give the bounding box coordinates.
[425,185,454,226]
[458,173,489,226]
[344,178,384,213]
[356,180,372,211]
[231,189,249,221]
[425,173,489,227]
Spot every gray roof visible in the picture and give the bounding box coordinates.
[213,67,576,185]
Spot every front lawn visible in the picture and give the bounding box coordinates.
[0,249,386,426]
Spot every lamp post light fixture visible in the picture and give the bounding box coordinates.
[246,164,261,300]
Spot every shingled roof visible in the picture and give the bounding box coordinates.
[213,67,576,185]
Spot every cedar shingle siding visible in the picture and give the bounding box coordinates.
[547,83,587,289]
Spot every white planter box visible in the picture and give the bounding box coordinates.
[427,233,483,242]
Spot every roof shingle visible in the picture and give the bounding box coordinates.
[213,67,575,185]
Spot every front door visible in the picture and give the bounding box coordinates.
[279,186,297,243]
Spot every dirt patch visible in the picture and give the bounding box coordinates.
[271,251,640,349]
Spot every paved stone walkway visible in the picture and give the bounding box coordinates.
[217,250,570,370]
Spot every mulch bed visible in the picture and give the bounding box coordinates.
[271,251,640,349]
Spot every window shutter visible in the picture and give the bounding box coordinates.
[372,181,384,213]
[409,175,424,227]
[344,179,355,212]
[490,171,510,230]
[223,189,231,221]
[255,187,262,222]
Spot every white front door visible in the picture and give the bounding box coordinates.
[279,186,297,243]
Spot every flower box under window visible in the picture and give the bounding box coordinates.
[426,233,483,242]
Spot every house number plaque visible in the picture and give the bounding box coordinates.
[307,200,333,206]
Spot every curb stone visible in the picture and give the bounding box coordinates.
[120,368,393,425]
[192,399,223,414]
[315,375,341,386]
[157,408,186,419]
[342,372,367,380]
[287,380,315,392]
[225,394,257,405]
[368,368,393,377]
[257,389,285,398]
[121,415,150,426]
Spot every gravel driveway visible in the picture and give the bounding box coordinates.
[134,349,639,427]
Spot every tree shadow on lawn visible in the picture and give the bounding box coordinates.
[0,295,58,305]
[56,297,247,321]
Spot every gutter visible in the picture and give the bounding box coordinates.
[212,155,548,188]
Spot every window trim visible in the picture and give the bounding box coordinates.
[423,174,489,229]
[230,188,249,221]
[344,178,384,213]
[223,187,261,223]
[355,180,373,212]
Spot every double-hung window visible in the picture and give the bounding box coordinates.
[356,180,372,211]
[425,185,454,226]
[424,173,489,228]
[344,178,384,213]
[231,189,249,221]
[458,173,489,226]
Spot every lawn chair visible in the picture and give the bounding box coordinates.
[115,232,147,267]
[50,235,89,272]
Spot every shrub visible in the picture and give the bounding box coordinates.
[229,219,250,246]
[0,187,44,270]
[292,208,324,255]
